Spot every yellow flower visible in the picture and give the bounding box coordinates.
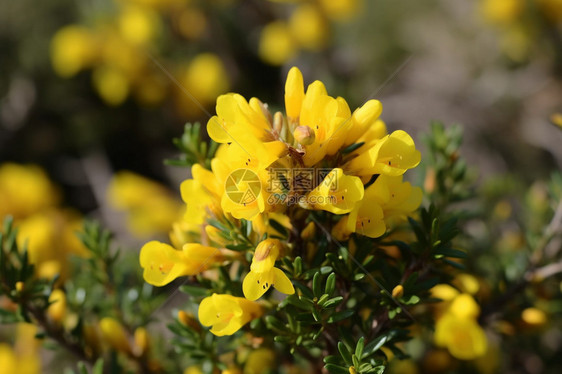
[108,171,181,236]
[521,307,547,327]
[346,130,421,178]
[288,4,328,51]
[298,80,351,165]
[345,187,385,238]
[179,53,229,106]
[318,0,362,22]
[480,0,524,25]
[92,66,130,106]
[344,100,384,147]
[180,164,219,224]
[371,175,423,225]
[198,293,263,336]
[259,21,297,65]
[118,4,161,46]
[0,163,59,220]
[242,239,295,301]
[133,327,150,357]
[170,220,202,249]
[140,241,223,286]
[305,168,364,214]
[47,289,67,324]
[184,367,204,374]
[207,93,287,168]
[434,314,487,360]
[244,348,276,374]
[434,293,487,360]
[16,209,87,280]
[100,317,131,354]
[0,344,17,374]
[50,25,97,77]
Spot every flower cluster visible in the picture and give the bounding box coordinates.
[140,66,422,336]
[108,171,182,238]
[260,0,363,65]
[0,163,87,280]
[50,0,229,110]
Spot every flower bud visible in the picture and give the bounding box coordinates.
[521,307,547,327]
[100,317,131,354]
[15,282,24,293]
[47,289,67,324]
[178,310,201,332]
[133,327,149,357]
[300,221,316,240]
[392,285,404,298]
[293,126,315,146]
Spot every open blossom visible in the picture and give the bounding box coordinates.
[434,293,488,360]
[242,239,295,301]
[139,241,223,286]
[198,294,263,336]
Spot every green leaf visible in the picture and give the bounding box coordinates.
[328,309,354,323]
[434,248,467,259]
[325,272,336,296]
[338,341,353,365]
[325,364,350,374]
[179,285,209,297]
[342,142,365,155]
[313,272,322,298]
[355,337,365,362]
[93,359,104,374]
[363,334,389,358]
[269,219,289,237]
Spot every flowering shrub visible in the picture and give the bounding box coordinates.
[2,67,562,374]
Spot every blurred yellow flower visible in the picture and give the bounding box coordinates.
[47,289,67,325]
[318,0,362,22]
[259,21,297,65]
[108,171,182,237]
[0,323,41,374]
[118,4,161,46]
[92,66,131,106]
[179,53,230,106]
[16,209,87,280]
[521,307,547,326]
[288,4,328,51]
[50,25,97,77]
[244,348,276,374]
[0,163,59,220]
[434,293,487,360]
[99,317,131,353]
[198,293,263,336]
[480,0,524,25]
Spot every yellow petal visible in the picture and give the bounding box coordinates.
[285,67,305,119]
[272,267,295,295]
[139,241,188,286]
[449,294,480,319]
[243,270,274,301]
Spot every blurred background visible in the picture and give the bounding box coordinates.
[1,0,562,372]
[1,0,561,221]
